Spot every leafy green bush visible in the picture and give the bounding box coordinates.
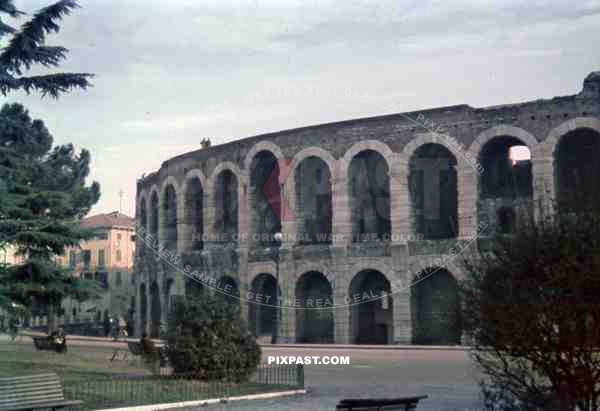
[165,294,260,382]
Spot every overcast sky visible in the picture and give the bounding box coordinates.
[4,0,600,216]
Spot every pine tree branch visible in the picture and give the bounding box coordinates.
[0,72,93,98]
[0,0,79,74]
[0,0,22,17]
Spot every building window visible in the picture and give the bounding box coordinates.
[69,251,77,267]
[95,230,109,240]
[116,249,122,262]
[82,250,91,269]
[98,249,106,267]
[116,271,122,286]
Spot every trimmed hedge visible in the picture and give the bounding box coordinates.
[166,294,260,382]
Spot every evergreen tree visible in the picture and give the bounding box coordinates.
[0,103,100,330]
[0,0,92,98]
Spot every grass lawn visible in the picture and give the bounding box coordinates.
[0,340,300,410]
[0,340,151,384]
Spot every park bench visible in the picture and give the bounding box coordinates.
[0,373,82,411]
[127,341,168,366]
[336,395,428,410]
[32,336,67,353]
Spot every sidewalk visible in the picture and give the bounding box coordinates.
[14,331,469,350]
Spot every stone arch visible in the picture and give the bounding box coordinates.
[348,149,391,241]
[295,271,334,343]
[212,167,240,244]
[294,155,333,244]
[137,192,149,228]
[341,140,394,174]
[139,283,147,336]
[243,141,284,176]
[291,147,337,176]
[184,169,208,192]
[547,118,600,212]
[469,125,538,159]
[149,281,161,338]
[472,127,536,233]
[408,143,458,239]
[149,188,160,240]
[348,269,393,344]
[545,117,600,158]
[411,267,461,345]
[209,161,243,187]
[182,172,205,251]
[248,273,279,338]
[248,150,282,247]
[161,183,178,251]
[400,133,459,168]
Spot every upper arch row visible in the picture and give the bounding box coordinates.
[137,117,600,205]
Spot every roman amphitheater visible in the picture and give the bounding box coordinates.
[134,72,600,345]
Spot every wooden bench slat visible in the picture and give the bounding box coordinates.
[0,386,62,394]
[0,380,62,390]
[0,390,63,400]
[0,390,63,402]
[0,394,64,405]
[0,374,59,383]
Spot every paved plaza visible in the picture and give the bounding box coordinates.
[3,336,483,410]
[191,346,483,411]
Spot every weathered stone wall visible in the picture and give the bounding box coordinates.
[133,72,600,344]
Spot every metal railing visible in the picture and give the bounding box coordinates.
[63,364,303,410]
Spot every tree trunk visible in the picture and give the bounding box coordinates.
[47,303,58,333]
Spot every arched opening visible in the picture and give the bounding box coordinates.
[295,156,332,244]
[409,144,458,239]
[349,150,390,241]
[555,128,600,213]
[214,170,239,243]
[138,200,147,254]
[162,185,178,251]
[249,151,281,247]
[248,273,278,338]
[295,271,334,343]
[217,276,239,307]
[149,192,159,239]
[184,177,204,251]
[412,268,461,345]
[139,283,147,336]
[349,270,393,344]
[149,281,161,338]
[479,136,532,232]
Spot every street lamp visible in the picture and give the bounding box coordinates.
[271,232,283,344]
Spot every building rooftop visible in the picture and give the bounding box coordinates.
[80,211,134,230]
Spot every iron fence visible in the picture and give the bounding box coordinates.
[63,364,303,410]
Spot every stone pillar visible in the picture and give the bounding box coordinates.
[390,154,411,243]
[333,275,351,344]
[458,163,478,238]
[391,243,412,344]
[281,163,297,249]
[332,159,351,246]
[238,175,249,249]
[280,270,295,344]
[532,144,554,221]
